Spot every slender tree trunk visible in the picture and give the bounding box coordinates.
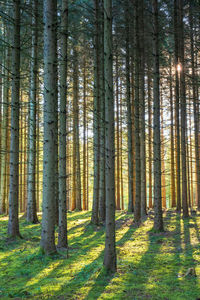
[40,0,57,254]
[170,56,176,208]
[82,55,87,211]
[36,91,40,212]
[174,0,181,212]
[27,0,39,223]
[125,2,133,213]
[120,82,124,210]
[8,0,21,237]
[139,0,146,217]
[103,0,116,273]
[58,0,68,248]
[160,93,166,208]
[134,0,141,224]
[0,39,10,214]
[73,46,82,211]
[189,2,200,210]
[92,0,100,224]
[115,53,120,210]
[178,0,188,217]
[152,0,163,231]
[147,65,153,209]
[99,0,106,222]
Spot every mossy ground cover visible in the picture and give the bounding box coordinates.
[0,210,200,299]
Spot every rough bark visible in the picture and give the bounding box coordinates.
[8,0,21,237]
[189,2,200,210]
[174,0,181,212]
[103,0,116,273]
[99,0,106,222]
[152,0,163,231]
[125,2,134,213]
[40,0,57,254]
[27,0,39,223]
[178,0,189,217]
[92,0,100,224]
[58,0,68,248]
[134,0,141,224]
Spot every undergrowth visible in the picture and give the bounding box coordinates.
[0,210,200,299]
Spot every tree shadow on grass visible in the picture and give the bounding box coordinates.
[116,211,174,299]
[28,215,141,299]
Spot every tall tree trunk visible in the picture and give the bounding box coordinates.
[125,2,133,213]
[174,0,181,212]
[8,0,21,237]
[0,37,10,214]
[134,0,141,224]
[36,90,40,212]
[27,0,39,223]
[189,2,200,210]
[170,56,176,208]
[82,55,87,211]
[115,53,120,210]
[178,0,188,217]
[92,0,100,224]
[147,65,153,209]
[152,0,163,231]
[99,0,106,222]
[73,45,82,211]
[139,0,146,217]
[120,82,124,210]
[103,0,116,273]
[40,0,57,254]
[58,0,68,248]
[160,93,166,208]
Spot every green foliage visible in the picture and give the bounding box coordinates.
[0,211,200,299]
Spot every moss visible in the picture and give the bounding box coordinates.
[0,210,200,299]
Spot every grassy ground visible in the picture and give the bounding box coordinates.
[0,210,200,299]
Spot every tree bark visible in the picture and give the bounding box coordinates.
[27,0,39,223]
[103,0,116,273]
[40,0,58,254]
[58,0,68,248]
[8,0,21,237]
[152,0,163,231]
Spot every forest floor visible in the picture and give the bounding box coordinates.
[0,210,200,299]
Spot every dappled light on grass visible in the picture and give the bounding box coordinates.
[0,211,200,299]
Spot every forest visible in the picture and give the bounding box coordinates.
[0,0,200,299]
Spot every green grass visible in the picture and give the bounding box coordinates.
[0,210,200,299]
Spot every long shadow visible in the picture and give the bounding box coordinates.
[27,215,141,299]
[116,211,174,299]
[193,217,200,243]
[0,213,98,298]
[182,217,197,278]
[67,211,91,221]
[84,223,140,300]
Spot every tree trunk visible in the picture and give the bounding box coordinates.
[40,0,57,254]
[8,0,21,237]
[178,0,189,217]
[152,0,163,231]
[169,56,176,208]
[134,0,141,224]
[189,2,200,210]
[92,0,100,224]
[99,0,106,222]
[0,36,10,214]
[139,0,146,217]
[147,65,153,209]
[58,0,68,248]
[103,0,116,273]
[125,2,133,213]
[27,0,39,223]
[174,0,181,212]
